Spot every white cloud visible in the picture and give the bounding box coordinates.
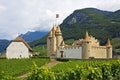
[0,0,119,40]
[0,4,6,12]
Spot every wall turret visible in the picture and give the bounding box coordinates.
[85,31,89,40]
[59,41,65,48]
[55,26,63,47]
[52,26,56,36]
[82,32,91,59]
[47,26,57,57]
[47,31,53,56]
[106,39,112,58]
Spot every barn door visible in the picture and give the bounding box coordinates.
[60,51,64,58]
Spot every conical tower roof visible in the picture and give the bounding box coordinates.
[52,26,56,31]
[56,26,61,33]
[52,26,56,36]
[84,31,91,42]
[85,31,89,39]
[13,36,32,51]
[48,31,52,37]
[60,41,65,46]
[106,39,112,47]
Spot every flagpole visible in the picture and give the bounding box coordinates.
[56,14,59,26]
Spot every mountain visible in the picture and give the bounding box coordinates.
[30,8,120,47]
[110,10,120,21]
[0,40,10,53]
[60,8,120,42]
[20,31,48,42]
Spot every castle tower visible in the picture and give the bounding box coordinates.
[47,26,57,57]
[55,26,63,47]
[47,25,63,57]
[47,31,53,56]
[82,32,91,59]
[106,39,112,58]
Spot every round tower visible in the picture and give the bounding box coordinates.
[47,31,53,57]
[82,32,91,59]
[106,39,112,58]
[47,26,57,57]
[55,26,63,47]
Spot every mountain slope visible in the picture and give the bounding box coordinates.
[110,10,120,21]
[60,8,118,43]
[0,40,10,53]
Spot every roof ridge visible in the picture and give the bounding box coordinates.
[13,36,32,51]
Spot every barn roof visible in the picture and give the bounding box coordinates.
[13,36,32,51]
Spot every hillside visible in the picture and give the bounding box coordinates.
[30,8,120,47]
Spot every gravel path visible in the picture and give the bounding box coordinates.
[17,59,61,79]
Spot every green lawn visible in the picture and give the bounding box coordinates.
[0,58,50,76]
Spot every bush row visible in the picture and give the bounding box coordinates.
[27,60,120,80]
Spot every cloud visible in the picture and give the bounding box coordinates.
[0,4,6,12]
[0,0,119,40]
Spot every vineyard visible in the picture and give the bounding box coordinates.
[0,58,50,77]
[1,58,120,80]
[28,59,120,80]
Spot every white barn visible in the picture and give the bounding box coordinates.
[6,36,32,59]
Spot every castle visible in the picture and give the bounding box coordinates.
[47,25,112,59]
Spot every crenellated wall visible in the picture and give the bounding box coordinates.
[91,46,107,58]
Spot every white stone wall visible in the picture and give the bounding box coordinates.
[57,46,82,59]
[6,42,31,59]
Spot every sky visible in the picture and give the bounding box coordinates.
[0,0,120,40]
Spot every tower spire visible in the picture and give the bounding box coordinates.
[52,26,56,36]
[56,26,61,33]
[48,31,52,37]
[60,41,65,46]
[85,31,89,40]
[106,38,112,47]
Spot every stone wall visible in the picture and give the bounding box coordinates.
[57,46,82,59]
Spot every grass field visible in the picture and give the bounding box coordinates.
[0,58,50,76]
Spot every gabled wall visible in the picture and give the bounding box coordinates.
[6,42,31,59]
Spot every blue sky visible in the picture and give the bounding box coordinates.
[0,0,120,40]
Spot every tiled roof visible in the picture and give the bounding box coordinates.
[13,36,32,51]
